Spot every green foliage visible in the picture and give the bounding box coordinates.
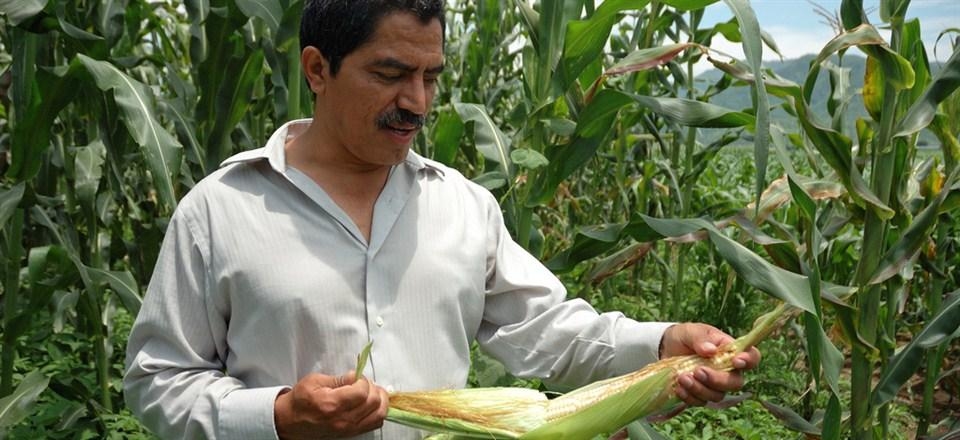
[2,0,959,438]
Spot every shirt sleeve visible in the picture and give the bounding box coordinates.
[123,206,287,439]
[475,193,673,389]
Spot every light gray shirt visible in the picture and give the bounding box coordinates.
[123,119,671,439]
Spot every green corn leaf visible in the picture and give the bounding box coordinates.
[526,135,608,206]
[56,17,103,41]
[808,314,843,395]
[208,49,265,169]
[872,290,960,407]
[27,245,74,289]
[9,49,81,182]
[515,0,540,51]
[0,183,25,231]
[74,140,106,210]
[430,109,465,166]
[355,341,373,379]
[274,0,303,50]
[658,0,719,10]
[562,0,649,87]
[85,267,141,315]
[545,223,626,272]
[575,89,634,137]
[840,0,865,29]
[194,4,249,154]
[868,167,957,284]
[0,0,48,26]
[537,0,568,77]
[96,0,125,41]
[454,103,513,180]
[510,149,549,170]
[625,421,668,440]
[159,98,206,176]
[822,394,842,440]
[78,54,183,213]
[723,0,771,217]
[895,46,960,138]
[235,0,282,34]
[928,114,960,174]
[759,400,820,435]
[787,176,817,222]
[605,43,698,77]
[0,371,49,431]
[900,19,931,105]
[816,24,915,90]
[640,215,818,314]
[627,94,754,128]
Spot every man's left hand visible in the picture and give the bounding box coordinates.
[659,323,761,407]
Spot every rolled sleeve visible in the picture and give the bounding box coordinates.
[609,320,675,376]
[219,386,290,439]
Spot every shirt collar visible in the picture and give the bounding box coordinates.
[219,118,445,179]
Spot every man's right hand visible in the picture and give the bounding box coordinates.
[274,371,389,439]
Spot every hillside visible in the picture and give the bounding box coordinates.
[694,54,941,146]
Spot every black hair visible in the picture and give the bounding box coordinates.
[299,0,445,76]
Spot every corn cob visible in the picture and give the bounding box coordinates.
[387,303,799,440]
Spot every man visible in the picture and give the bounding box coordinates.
[123,1,761,439]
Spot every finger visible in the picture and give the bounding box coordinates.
[694,340,719,357]
[675,377,706,407]
[731,347,762,370]
[338,371,358,387]
[680,370,726,403]
[696,367,745,393]
[353,385,389,432]
[332,378,374,411]
[695,328,735,357]
[307,371,356,390]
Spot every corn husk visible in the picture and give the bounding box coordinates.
[387,303,799,440]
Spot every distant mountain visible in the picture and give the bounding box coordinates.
[693,54,941,146]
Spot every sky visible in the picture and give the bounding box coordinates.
[694,0,959,73]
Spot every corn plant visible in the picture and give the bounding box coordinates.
[470,0,960,438]
[2,0,959,438]
[0,0,307,435]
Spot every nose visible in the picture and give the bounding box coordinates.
[397,76,429,116]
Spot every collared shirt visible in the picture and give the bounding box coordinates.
[123,119,671,439]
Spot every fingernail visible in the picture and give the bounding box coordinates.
[695,369,708,382]
[676,387,688,400]
[733,358,746,369]
[702,342,717,352]
[679,375,694,387]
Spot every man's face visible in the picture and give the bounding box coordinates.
[314,12,444,168]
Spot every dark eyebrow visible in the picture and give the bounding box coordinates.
[371,58,445,75]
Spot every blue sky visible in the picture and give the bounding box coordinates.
[695,0,958,72]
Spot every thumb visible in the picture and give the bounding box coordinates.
[662,324,732,358]
[322,370,357,388]
[691,326,733,358]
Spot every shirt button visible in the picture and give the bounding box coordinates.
[376,316,384,327]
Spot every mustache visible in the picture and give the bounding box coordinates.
[376,108,425,130]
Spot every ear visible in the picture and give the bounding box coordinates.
[301,46,329,95]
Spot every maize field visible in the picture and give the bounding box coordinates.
[1,0,959,439]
